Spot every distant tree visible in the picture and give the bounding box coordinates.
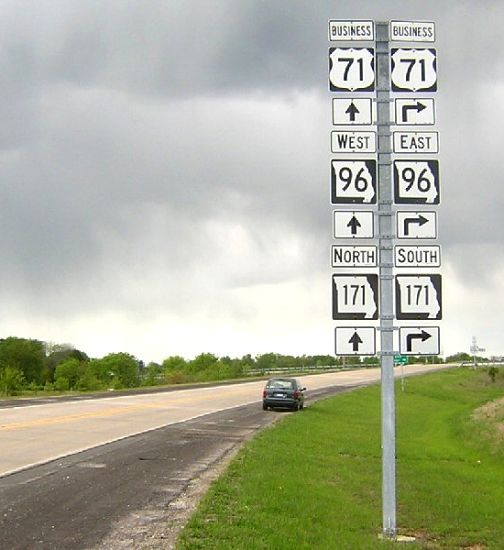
[239,354,255,370]
[77,368,103,391]
[54,358,82,390]
[45,344,89,381]
[0,366,25,395]
[162,356,187,371]
[90,353,140,388]
[54,376,70,391]
[0,337,47,385]
[488,366,498,383]
[142,362,163,386]
[189,353,218,373]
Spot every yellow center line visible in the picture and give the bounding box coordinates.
[1,405,155,431]
[0,388,252,431]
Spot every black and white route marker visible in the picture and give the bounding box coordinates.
[399,326,440,355]
[393,160,439,204]
[391,48,437,92]
[331,159,377,204]
[335,327,376,355]
[395,274,442,320]
[332,274,379,320]
[329,47,375,92]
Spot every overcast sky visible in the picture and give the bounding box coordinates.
[0,0,503,362]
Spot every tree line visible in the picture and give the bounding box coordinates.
[0,336,343,396]
[0,336,469,397]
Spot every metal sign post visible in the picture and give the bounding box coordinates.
[375,21,396,538]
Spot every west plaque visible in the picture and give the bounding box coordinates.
[331,131,376,153]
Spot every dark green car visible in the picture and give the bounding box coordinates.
[262,378,305,411]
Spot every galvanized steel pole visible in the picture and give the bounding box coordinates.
[375,21,397,538]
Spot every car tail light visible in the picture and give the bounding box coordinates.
[263,390,267,398]
[293,390,300,399]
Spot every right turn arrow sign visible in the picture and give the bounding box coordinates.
[399,327,440,355]
[395,98,435,125]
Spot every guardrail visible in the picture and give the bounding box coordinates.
[246,365,364,376]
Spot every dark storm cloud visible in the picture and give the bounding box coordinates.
[0,1,321,98]
[0,0,503,357]
[0,79,328,314]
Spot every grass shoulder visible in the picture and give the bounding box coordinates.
[178,367,504,549]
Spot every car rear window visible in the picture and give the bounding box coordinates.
[267,379,295,389]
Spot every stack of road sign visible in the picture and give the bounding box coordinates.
[329,20,441,358]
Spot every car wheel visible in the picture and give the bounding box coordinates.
[262,403,268,411]
[293,402,299,411]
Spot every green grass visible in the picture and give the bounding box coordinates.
[177,367,504,549]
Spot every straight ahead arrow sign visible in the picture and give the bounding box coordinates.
[332,98,373,126]
[349,331,363,352]
[335,327,376,356]
[347,215,361,235]
[334,210,374,239]
[345,101,360,122]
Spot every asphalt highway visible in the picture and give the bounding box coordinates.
[0,365,442,548]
